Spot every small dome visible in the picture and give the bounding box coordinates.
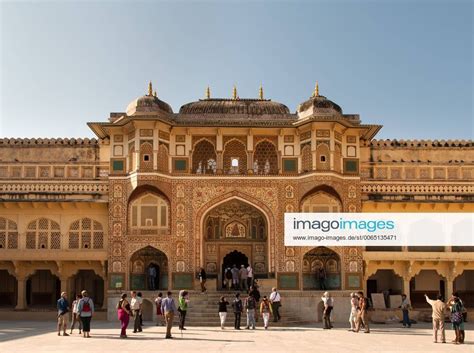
[179,98,290,116]
[298,95,343,116]
[126,94,173,116]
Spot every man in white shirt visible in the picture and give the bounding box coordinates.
[130,291,143,333]
[246,265,254,289]
[269,287,281,322]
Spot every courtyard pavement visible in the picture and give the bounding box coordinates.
[0,320,472,353]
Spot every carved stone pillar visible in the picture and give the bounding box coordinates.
[402,276,411,301]
[15,276,27,310]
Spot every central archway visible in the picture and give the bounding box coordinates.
[302,246,341,290]
[202,198,268,286]
[130,246,168,290]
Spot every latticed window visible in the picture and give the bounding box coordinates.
[253,140,278,175]
[157,144,169,173]
[0,217,18,249]
[223,139,247,174]
[130,193,169,233]
[139,141,154,171]
[316,143,330,171]
[68,218,104,249]
[26,218,61,249]
[301,144,312,172]
[192,139,217,174]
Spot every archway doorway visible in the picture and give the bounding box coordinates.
[410,270,446,308]
[203,199,268,282]
[130,246,168,290]
[221,250,249,289]
[26,270,59,308]
[302,247,341,290]
[0,270,17,307]
[71,270,104,307]
[366,270,403,308]
[454,270,474,307]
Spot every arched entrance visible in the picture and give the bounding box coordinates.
[410,270,446,308]
[302,247,341,290]
[130,246,168,290]
[71,270,104,307]
[366,270,403,308]
[0,270,17,307]
[202,199,268,287]
[26,270,59,308]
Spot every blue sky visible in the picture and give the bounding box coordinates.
[0,0,472,139]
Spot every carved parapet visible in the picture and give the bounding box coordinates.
[361,182,473,195]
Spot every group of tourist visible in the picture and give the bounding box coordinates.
[56,290,94,338]
[223,264,254,291]
[56,288,467,345]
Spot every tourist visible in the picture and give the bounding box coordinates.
[199,267,207,293]
[130,291,142,333]
[321,291,333,329]
[354,291,369,333]
[246,264,254,289]
[225,267,233,290]
[56,291,69,336]
[155,292,165,326]
[448,294,464,344]
[245,293,257,329]
[218,296,229,329]
[269,287,281,322]
[148,265,157,290]
[318,266,327,290]
[453,292,466,343]
[231,292,243,330]
[349,293,358,331]
[161,291,177,339]
[239,265,248,291]
[70,294,82,334]
[424,293,446,343]
[399,294,412,328]
[77,290,94,338]
[178,290,189,330]
[260,296,273,329]
[117,293,131,338]
[137,292,144,326]
[231,265,239,290]
[249,286,261,322]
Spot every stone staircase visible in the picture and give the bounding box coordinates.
[181,290,312,327]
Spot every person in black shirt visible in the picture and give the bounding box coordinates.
[249,286,261,322]
[231,293,243,329]
[218,296,229,329]
[199,267,207,293]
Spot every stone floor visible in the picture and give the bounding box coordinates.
[0,320,472,353]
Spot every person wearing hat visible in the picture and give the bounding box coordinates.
[57,291,70,336]
[321,291,334,329]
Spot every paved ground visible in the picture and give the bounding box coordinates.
[0,320,472,353]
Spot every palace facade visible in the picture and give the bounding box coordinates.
[0,83,472,322]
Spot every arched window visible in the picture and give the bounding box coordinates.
[130,193,169,232]
[223,139,247,174]
[0,218,18,249]
[192,139,217,174]
[316,143,330,171]
[301,191,341,213]
[139,141,154,171]
[253,140,278,175]
[69,218,104,249]
[26,218,60,249]
[157,143,169,173]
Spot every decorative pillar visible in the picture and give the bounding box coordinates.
[15,275,27,310]
[445,277,454,299]
[59,275,70,296]
[402,276,411,300]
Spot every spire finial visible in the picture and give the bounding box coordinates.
[232,85,238,100]
[259,84,264,100]
[148,81,153,96]
[313,81,319,97]
[153,90,157,97]
[205,85,211,99]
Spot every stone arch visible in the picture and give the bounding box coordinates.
[192,138,217,174]
[196,191,275,274]
[302,246,342,290]
[223,138,247,174]
[129,246,169,290]
[300,185,343,213]
[253,140,278,174]
[26,269,60,307]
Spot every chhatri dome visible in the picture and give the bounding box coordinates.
[126,81,173,116]
[297,82,343,118]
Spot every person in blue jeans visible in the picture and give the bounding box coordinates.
[399,294,412,328]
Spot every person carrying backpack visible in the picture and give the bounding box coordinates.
[231,293,243,330]
[245,293,257,329]
[77,290,94,338]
